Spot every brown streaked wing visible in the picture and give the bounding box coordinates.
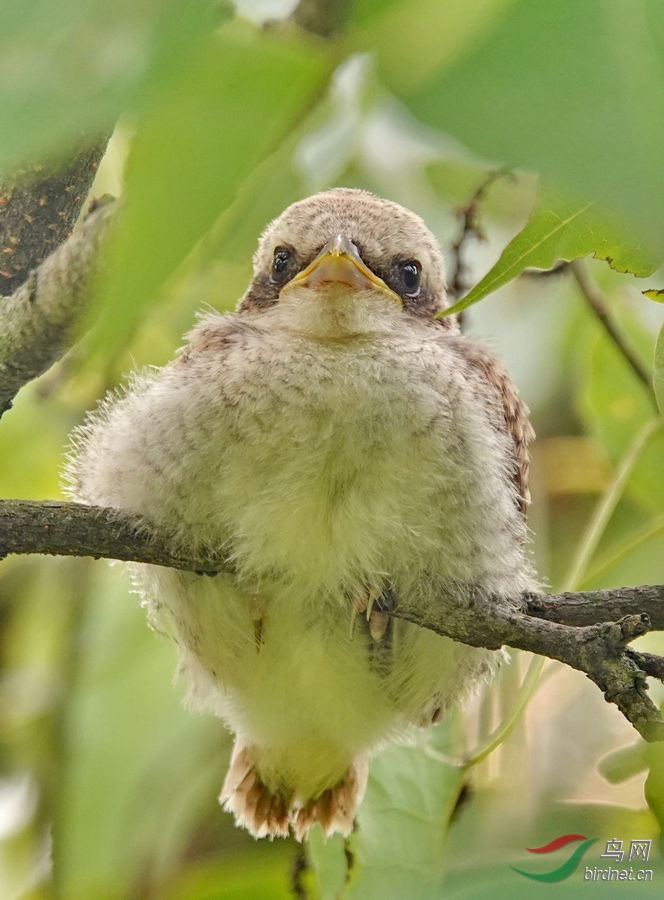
[451,337,534,516]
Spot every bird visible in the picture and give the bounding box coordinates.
[66,187,537,841]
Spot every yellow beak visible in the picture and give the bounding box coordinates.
[281,234,403,306]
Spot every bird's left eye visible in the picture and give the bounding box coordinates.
[271,247,292,282]
[400,260,421,296]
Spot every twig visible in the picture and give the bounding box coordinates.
[525,586,664,630]
[0,197,116,417]
[462,414,661,766]
[291,0,352,37]
[448,168,510,302]
[0,136,109,295]
[381,588,664,743]
[1,497,664,741]
[626,650,664,680]
[569,259,657,407]
[290,844,311,900]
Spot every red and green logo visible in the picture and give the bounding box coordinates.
[511,834,598,882]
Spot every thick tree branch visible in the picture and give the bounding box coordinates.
[525,587,664,630]
[0,137,109,295]
[0,500,220,575]
[0,197,116,417]
[1,498,664,741]
[383,588,664,742]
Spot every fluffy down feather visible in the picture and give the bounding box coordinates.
[65,189,537,839]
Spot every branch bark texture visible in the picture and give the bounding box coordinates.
[0,500,220,575]
[387,589,664,743]
[1,497,663,742]
[0,197,116,417]
[0,137,109,295]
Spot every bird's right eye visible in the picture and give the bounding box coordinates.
[271,247,292,282]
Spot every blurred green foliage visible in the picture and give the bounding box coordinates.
[96,11,333,353]
[2,0,664,898]
[0,0,181,169]
[381,0,664,255]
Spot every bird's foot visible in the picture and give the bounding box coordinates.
[349,585,389,641]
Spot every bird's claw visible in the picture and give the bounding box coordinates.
[349,586,384,640]
[368,610,390,641]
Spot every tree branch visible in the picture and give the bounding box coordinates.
[383,588,664,742]
[1,498,663,742]
[569,258,657,408]
[0,499,221,575]
[0,197,116,417]
[0,136,109,295]
[525,586,664,630]
[448,168,510,302]
[291,0,352,37]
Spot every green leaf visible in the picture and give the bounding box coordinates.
[0,0,181,169]
[445,791,661,896]
[339,726,464,900]
[654,324,664,413]
[440,192,659,317]
[645,739,664,847]
[166,133,309,318]
[644,288,664,302]
[94,18,332,354]
[307,830,347,900]
[353,0,513,97]
[375,0,664,256]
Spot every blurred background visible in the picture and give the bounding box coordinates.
[1,0,664,897]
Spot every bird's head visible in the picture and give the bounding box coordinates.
[238,188,457,337]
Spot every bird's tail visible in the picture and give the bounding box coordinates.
[220,741,368,841]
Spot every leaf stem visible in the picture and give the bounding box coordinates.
[461,655,552,769]
[562,417,662,592]
[462,416,662,768]
[579,514,664,588]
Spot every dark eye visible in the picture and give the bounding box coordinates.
[271,246,292,282]
[400,260,421,296]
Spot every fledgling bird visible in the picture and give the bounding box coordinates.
[66,188,537,841]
